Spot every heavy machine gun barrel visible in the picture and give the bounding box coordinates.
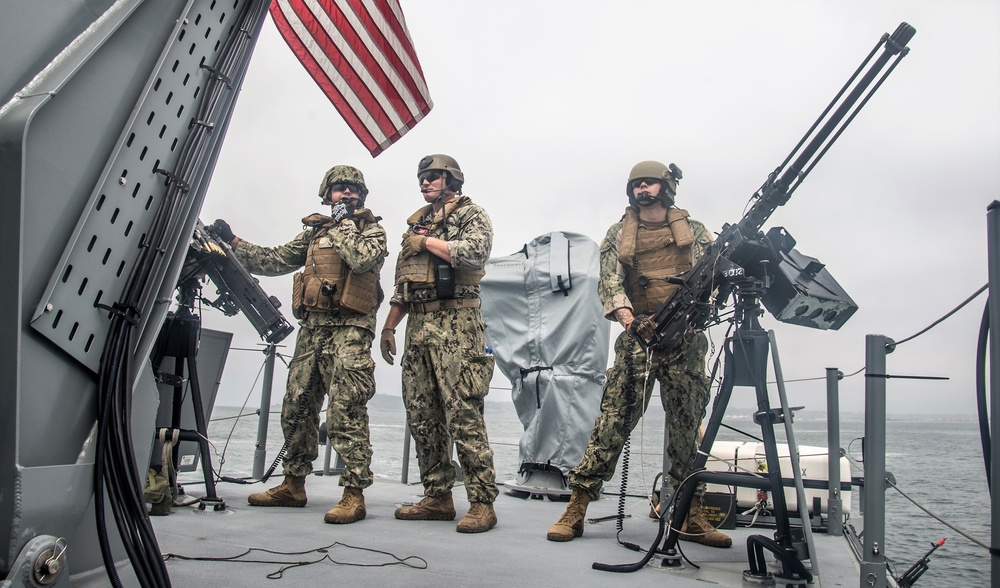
[638,22,915,350]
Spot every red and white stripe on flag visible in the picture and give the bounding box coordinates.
[269,0,433,157]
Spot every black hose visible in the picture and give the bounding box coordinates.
[593,516,666,573]
[92,2,271,585]
[976,301,991,491]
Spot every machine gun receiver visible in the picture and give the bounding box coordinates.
[183,220,295,344]
[637,23,914,350]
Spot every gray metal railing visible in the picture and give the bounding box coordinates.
[826,367,844,538]
[859,334,892,588]
[251,344,278,480]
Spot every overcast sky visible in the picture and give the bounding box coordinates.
[198,0,1000,416]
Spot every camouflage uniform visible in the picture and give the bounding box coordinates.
[391,197,499,504]
[233,214,387,488]
[568,213,714,500]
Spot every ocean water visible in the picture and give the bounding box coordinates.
[198,397,990,587]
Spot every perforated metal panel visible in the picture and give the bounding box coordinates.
[29,0,251,371]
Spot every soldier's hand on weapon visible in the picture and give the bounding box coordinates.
[207,219,235,245]
[379,328,397,365]
[628,314,657,341]
[331,202,351,223]
[401,232,428,259]
[194,223,226,255]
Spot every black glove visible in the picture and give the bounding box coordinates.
[207,219,235,244]
[331,203,350,223]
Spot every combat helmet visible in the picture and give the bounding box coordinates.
[417,154,464,192]
[627,160,682,209]
[318,165,369,205]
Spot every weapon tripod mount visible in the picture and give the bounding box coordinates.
[150,277,226,511]
[658,278,814,584]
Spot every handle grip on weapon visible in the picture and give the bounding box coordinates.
[189,219,295,344]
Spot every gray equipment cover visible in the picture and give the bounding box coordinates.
[480,232,609,489]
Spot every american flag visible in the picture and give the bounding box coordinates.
[270,0,433,157]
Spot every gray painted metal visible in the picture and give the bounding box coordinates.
[28,1,250,372]
[826,367,844,537]
[0,0,268,583]
[152,475,866,588]
[769,330,821,579]
[861,334,891,588]
[252,344,279,480]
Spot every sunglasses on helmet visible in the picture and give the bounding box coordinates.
[630,178,661,190]
[418,170,443,184]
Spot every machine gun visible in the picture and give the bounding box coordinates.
[637,22,915,350]
[177,220,294,344]
[896,538,946,587]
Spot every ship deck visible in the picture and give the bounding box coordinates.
[152,474,860,587]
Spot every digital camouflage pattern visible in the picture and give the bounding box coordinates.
[232,211,387,487]
[233,212,387,331]
[568,209,714,500]
[390,196,492,305]
[401,307,498,503]
[391,194,497,504]
[568,330,710,500]
[318,165,369,200]
[597,210,713,319]
[279,324,376,486]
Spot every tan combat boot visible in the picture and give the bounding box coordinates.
[247,475,307,507]
[546,488,591,542]
[324,487,366,524]
[680,497,733,548]
[456,502,497,533]
[394,490,457,520]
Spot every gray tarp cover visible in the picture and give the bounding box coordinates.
[480,232,609,479]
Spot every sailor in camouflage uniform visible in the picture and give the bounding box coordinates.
[379,154,499,534]
[207,165,387,525]
[547,161,732,548]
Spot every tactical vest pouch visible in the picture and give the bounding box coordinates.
[340,270,379,315]
[302,277,336,314]
[433,255,455,299]
[291,271,306,320]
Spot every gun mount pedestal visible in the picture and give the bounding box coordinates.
[150,279,227,511]
[657,280,811,584]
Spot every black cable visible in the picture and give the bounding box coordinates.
[976,301,991,492]
[164,541,428,580]
[94,326,127,588]
[593,517,666,573]
[612,343,642,551]
[613,436,641,551]
[92,2,271,586]
[895,283,987,346]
